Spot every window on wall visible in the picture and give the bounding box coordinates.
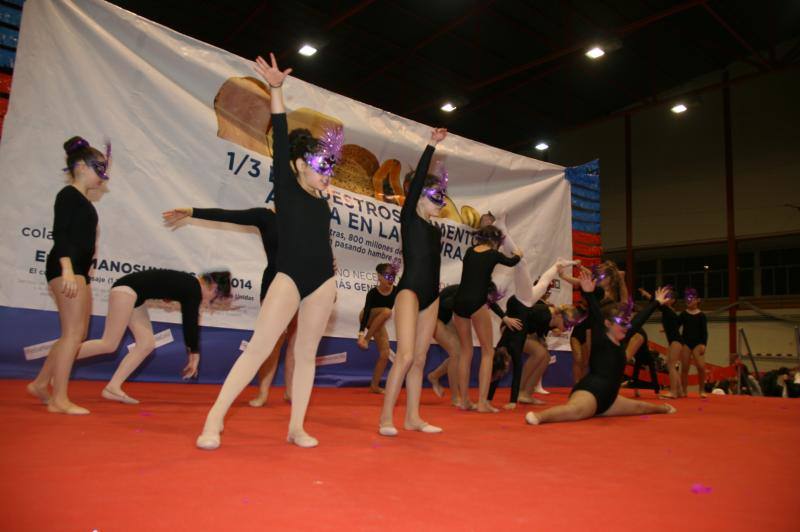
[761,248,800,296]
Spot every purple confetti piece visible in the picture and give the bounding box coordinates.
[691,483,713,495]
[639,415,651,420]
[371,442,381,449]
[134,428,143,433]
[242,497,250,504]
[139,411,153,417]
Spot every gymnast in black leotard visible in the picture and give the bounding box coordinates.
[427,283,518,405]
[641,286,684,398]
[378,127,449,437]
[28,136,110,416]
[198,53,342,450]
[625,326,660,396]
[526,273,676,426]
[75,269,231,404]
[163,205,295,407]
[357,262,399,394]
[452,225,521,413]
[680,287,709,397]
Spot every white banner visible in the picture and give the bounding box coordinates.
[0,0,572,345]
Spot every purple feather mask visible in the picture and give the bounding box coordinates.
[304,126,344,177]
[684,287,699,302]
[422,161,448,208]
[63,138,111,180]
[611,297,635,330]
[591,264,609,282]
[486,282,505,305]
[381,258,401,283]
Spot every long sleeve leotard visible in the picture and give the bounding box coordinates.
[680,311,708,349]
[271,113,334,298]
[571,290,659,414]
[396,145,441,311]
[453,248,520,318]
[112,269,202,353]
[358,286,398,332]
[45,186,98,283]
[191,207,277,301]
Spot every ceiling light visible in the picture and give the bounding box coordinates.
[585,47,605,59]
[535,142,549,151]
[441,102,456,112]
[671,103,688,114]
[299,44,317,57]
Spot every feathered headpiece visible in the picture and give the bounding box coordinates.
[304,126,344,177]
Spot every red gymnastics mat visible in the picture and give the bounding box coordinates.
[1,380,798,531]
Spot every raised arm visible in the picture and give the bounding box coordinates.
[402,128,446,218]
[578,270,604,343]
[631,287,668,333]
[254,53,293,192]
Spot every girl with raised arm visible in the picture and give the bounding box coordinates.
[378,127,448,436]
[525,272,675,426]
[28,137,110,414]
[196,53,341,449]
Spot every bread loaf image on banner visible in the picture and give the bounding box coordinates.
[214,77,273,156]
[213,77,485,227]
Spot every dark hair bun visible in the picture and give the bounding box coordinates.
[288,128,319,162]
[375,263,391,274]
[64,136,90,155]
[203,270,232,299]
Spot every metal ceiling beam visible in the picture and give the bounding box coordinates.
[701,3,772,70]
[345,0,498,91]
[467,0,709,92]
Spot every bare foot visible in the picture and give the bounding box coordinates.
[525,411,541,425]
[518,394,546,405]
[47,401,90,415]
[369,386,385,394]
[457,401,478,411]
[663,403,677,414]
[26,382,50,404]
[503,403,517,410]
[477,402,500,413]
[101,387,140,405]
[659,392,678,399]
[533,385,550,395]
[428,374,444,398]
[249,394,268,407]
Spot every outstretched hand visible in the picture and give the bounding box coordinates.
[253,53,293,88]
[162,207,192,227]
[654,287,669,305]
[638,287,653,301]
[430,128,447,145]
[578,269,596,292]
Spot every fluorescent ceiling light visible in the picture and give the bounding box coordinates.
[585,47,605,59]
[441,102,456,112]
[535,142,549,151]
[671,103,688,114]
[299,44,317,56]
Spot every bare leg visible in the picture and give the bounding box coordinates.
[404,300,441,432]
[519,338,548,405]
[692,345,707,397]
[525,390,597,425]
[283,316,298,402]
[379,290,420,434]
[680,345,691,397]
[75,289,136,360]
[599,394,676,417]
[286,277,337,448]
[429,320,461,403]
[40,277,92,415]
[370,321,391,393]
[661,341,683,398]
[197,274,300,450]
[453,314,476,410]
[248,335,284,407]
[471,307,498,413]
[102,305,155,404]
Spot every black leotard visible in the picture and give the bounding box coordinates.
[453,248,520,318]
[660,305,683,345]
[438,284,504,325]
[45,185,98,283]
[571,290,658,414]
[680,311,708,349]
[570,287,604,344]
[396,145,441,310]
[526,303,553,339]
[272,113,334,298]
[627,327,660,392]
[192,207,277,301]
[489,296,534,404]
[359,286,398,331]
[112,269,202,353]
